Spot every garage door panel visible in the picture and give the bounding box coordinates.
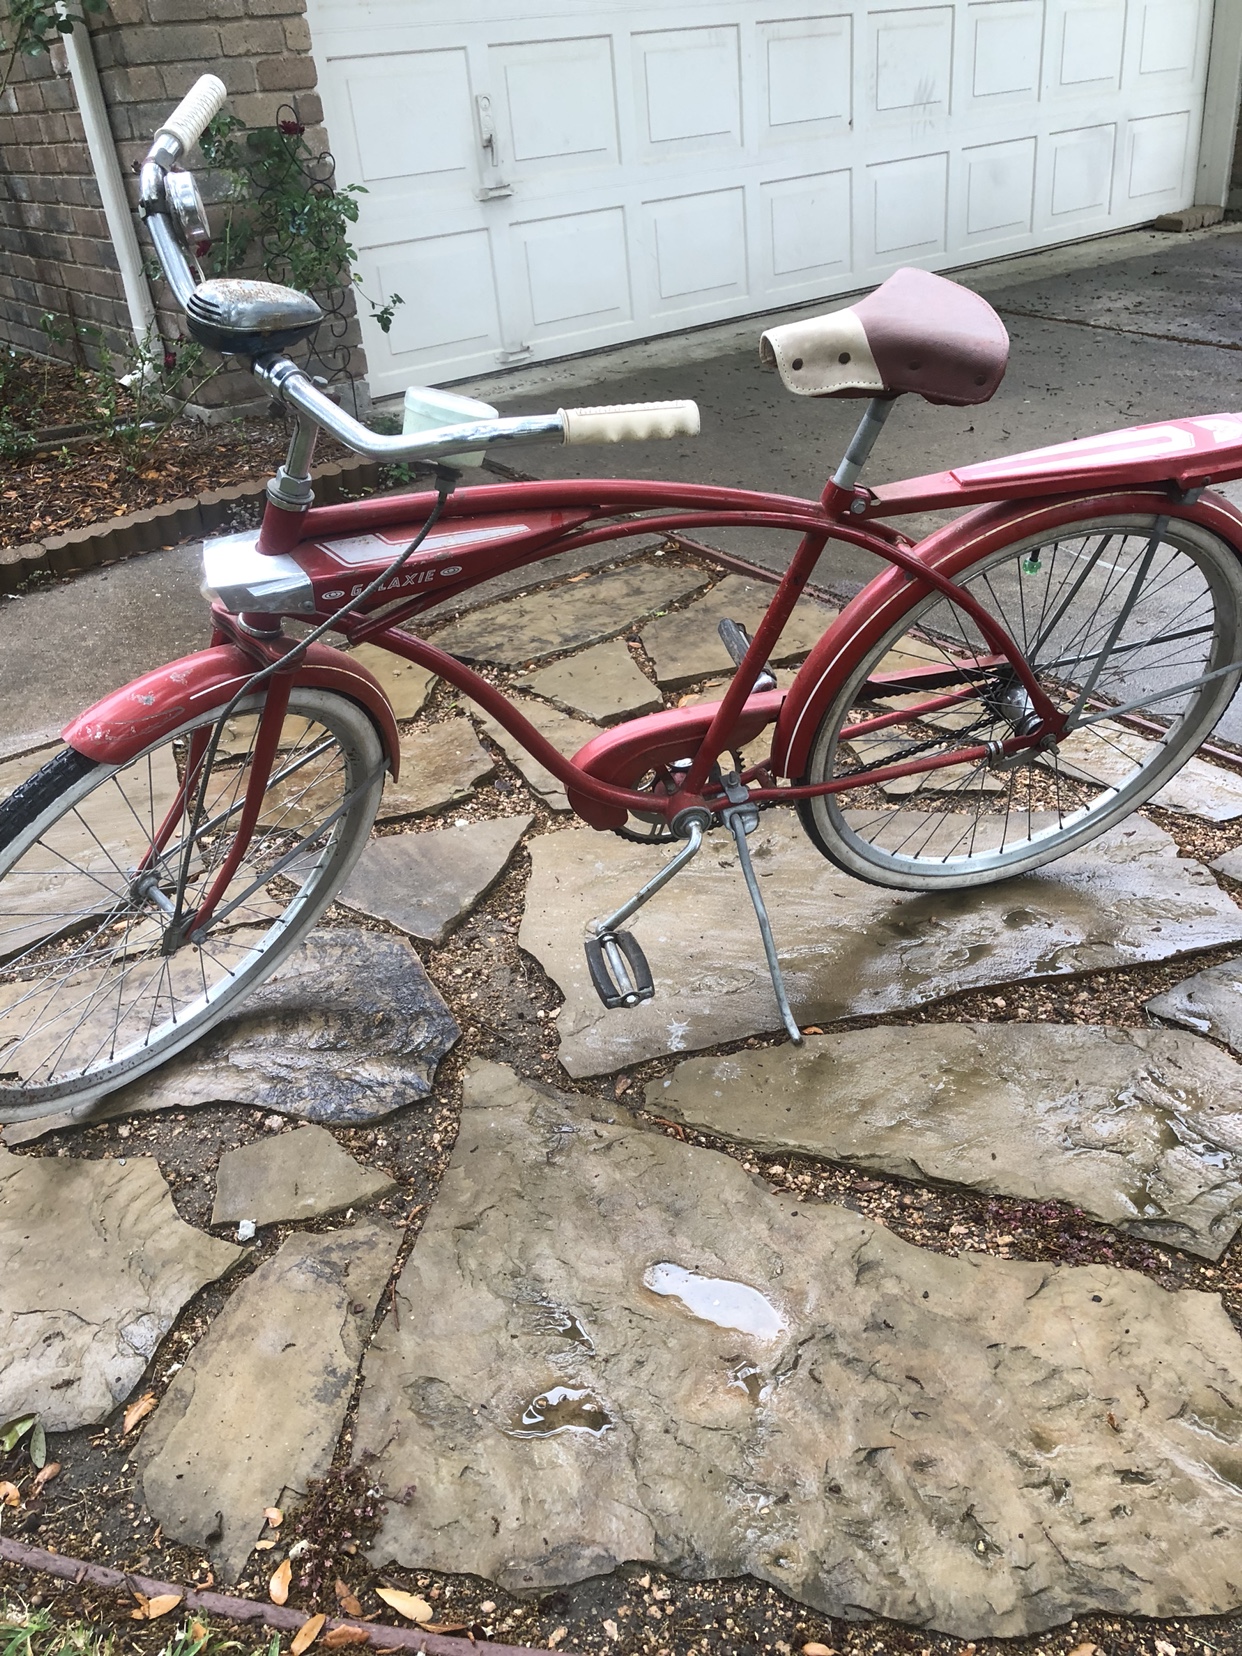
[645,187,749,315]
[1052,0,1125,90]
[760,15,853,136]
[869,150,949,261]
[1135,0,1200,80]
[1043,121,1116,221]
[762,168,853,289]
[634,26,744,152]
[365,226,505,391]
[1125,108,1193,200]
[338,50,476,187]
[510,206,634,342]
[959,135,1037,240]
[869,7,954,116]
[491,37,620,170]
[305,0,1214,388]
[964,0,1044,102]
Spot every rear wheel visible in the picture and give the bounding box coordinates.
[0,688,384,1121]
[797,512,1242,888]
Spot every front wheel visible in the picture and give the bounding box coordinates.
[0,687,385,1121]
[797,512,1242,889]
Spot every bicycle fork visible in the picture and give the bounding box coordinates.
[584,776,803,1046]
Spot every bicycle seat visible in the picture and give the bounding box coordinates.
[760,267,1008,407]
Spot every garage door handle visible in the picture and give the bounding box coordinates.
[475,94,512,199]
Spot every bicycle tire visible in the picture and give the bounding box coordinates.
[0,687,385,1121]
[796,512,1242,889]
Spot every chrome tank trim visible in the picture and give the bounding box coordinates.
[201,530,316,615]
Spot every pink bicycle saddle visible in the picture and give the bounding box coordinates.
[760,267,1009,407]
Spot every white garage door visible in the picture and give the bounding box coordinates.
[304,0,1216,399]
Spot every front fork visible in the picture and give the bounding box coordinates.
[136,673,294,948]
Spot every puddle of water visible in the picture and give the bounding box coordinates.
[504,1385,613,1440]
[643,1262,787,1342]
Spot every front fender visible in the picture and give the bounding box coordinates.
[61,642,402,775]
[772,484,1242,779]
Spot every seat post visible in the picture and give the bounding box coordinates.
[824,394,898,505]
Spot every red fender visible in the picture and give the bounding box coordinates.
[62,641,403,774]
[566,691,784,829]
[772,485,1242,780]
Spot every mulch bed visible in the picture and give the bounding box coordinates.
[0,352,341,550]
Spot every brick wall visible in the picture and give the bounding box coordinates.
[0,0,367,410]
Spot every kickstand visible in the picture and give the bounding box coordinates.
[720,773,803,1045]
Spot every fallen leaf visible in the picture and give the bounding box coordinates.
[270,1557,293,1605]
[548,1627,568,1649]
[254,1539,277,1551]
[375,1587,433,1623]
[0,1481,20,1507]
[292,1612,327,1654]
[323,1630,370,1649]
[190,1623,208,1642]
[0,1416,35,1453]
[1155,1643,1178,1656]
[1106,1411,1121,1433]
[424,1623,472,1634]
[32,1462,60,1494]
[131,1591,183,1620]
[28,1422,46,1469]
[801,1025,825,1036]
[802,1645,837,1656]
[1067,1645,1098,1656]
[123,1392,158,1435]
[264,1505,284,1527]
[335,1580,364,1617]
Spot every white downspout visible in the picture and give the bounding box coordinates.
[59,13,159,352]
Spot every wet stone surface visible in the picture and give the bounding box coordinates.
[211,1122,397,1228]
[138,1220,400,1582]
[473,695,599,813]
[639,575,838,688]
[1147,958,1242,1056]
[3,928,460,1143]
[378,717,495,822]
[1051,722,1242,821]
[0,1150,239,1431]
[518,638,663,723]
[649,1025,1242,1259]
[521,813,1242,1076]
[353,1060,1242,1639]
[337,814,532,943]
[430,561,709,666]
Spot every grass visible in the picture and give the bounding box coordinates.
[0,1603,282,1656]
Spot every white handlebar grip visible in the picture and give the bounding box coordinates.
[559,400,701,445]
[155,74,227,158]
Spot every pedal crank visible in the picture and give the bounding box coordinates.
[584,929,655,1009]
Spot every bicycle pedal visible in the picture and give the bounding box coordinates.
[584,929,655,1010]
[718,618,777,692]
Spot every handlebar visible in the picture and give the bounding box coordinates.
[140,79,702,467]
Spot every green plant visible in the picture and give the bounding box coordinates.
[0,1414,46,1468]
[200,110,403,339]
[0,0,110,103]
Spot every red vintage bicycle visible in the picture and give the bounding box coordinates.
[5,75,1242,1122]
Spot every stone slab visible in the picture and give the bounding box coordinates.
[347,643,436,721]
[640,576,838,689]
[337,815,531,944]
[1147,959,1242,1055]
[1049,722,1242,822]
[138,1221,399,1581]
[650,1024,1242,1259]
[430,562,709,666]
[518,814,1242,1077]
[378,718,494,822]
[0,1151,239,1431]
[1212,848,1242,882]
[354,1059,1242,1638]
[211,1123,397,1228]
[474,696,598,813]
[518,639,663,724]
[4,929,459,1144]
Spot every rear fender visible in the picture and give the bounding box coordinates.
[62,641,402,774]
[567,692,784,829]
[773,485,1242,779]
